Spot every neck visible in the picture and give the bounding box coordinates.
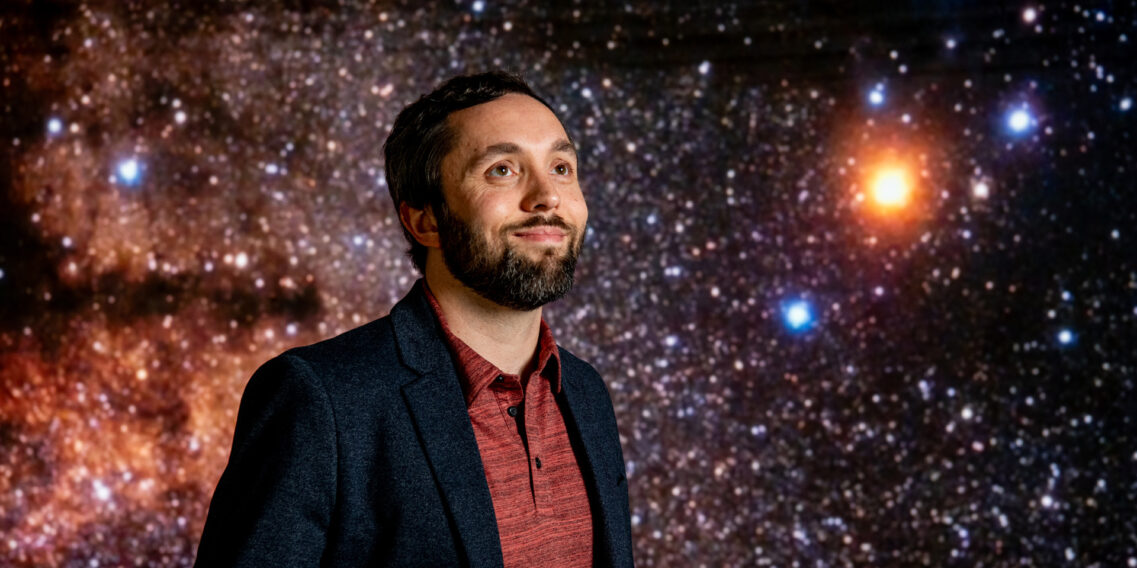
[424,259,543,376]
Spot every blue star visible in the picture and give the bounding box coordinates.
[1006,108,1033,133]
[116,158,142,185]
[782,300,814,332]
[868,86,885,107]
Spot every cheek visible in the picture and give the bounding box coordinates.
[461,192,517,234]
[567,189,588,225]
[482,194,520,223]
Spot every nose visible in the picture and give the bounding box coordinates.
[520,173,560,212]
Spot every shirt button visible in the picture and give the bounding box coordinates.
[535,457,543,469]
[507,406,519,417]
[495,375,505,383]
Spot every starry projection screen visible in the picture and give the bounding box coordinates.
[2,2,1135,566]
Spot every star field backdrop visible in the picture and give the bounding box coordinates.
[1,1,1135,566]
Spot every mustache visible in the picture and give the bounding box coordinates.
[505,216,575,232]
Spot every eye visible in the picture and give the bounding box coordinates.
[487,164,514,177]
[552,163,574,176]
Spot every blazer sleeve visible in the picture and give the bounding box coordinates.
[195,353,337,567]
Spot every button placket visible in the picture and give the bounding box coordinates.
[492,374,525,435]
[525,372,552,514]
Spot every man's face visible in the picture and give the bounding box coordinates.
[435,93,588,311]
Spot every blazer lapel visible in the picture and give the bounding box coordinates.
[558,362,628,566]
[402,373,503,568]
[391,282,504,568]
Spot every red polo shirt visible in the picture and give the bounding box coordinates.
[424,286,593,567]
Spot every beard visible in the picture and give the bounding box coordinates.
[435,204,583,311]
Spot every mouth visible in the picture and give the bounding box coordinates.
[507,216,575,245]
[512,226,568,244]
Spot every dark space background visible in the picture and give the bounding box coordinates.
[2,1,1135,565]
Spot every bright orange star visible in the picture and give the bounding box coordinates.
[869,166,912,209]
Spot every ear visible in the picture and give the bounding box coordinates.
[399,202,440,248]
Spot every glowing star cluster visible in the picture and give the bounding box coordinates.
[1,2,1134,567]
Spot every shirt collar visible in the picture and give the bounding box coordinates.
[423,282,562,407]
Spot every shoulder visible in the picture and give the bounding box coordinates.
[557,345,613,402]
[558,345,602,381]
[251,314,406,399]
[288,315,395,366]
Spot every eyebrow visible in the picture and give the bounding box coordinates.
[550,139,577,158]
[466,138,578,172]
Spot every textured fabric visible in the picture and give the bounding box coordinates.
[194,280,634,568]
[424,286,593,568]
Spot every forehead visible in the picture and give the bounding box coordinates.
[446,93,569,150]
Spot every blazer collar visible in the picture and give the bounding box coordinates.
[389,280,451,377]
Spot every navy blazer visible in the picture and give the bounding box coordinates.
[195,281,634,567]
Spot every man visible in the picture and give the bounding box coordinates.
[195,72,633,567]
